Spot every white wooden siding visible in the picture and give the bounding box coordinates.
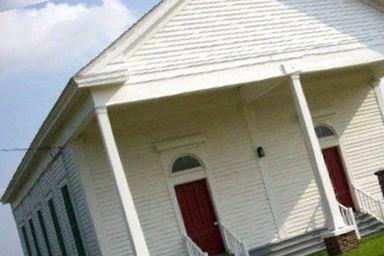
[304,71,384,200]
[79,70,384,255]
[80,135,136,256]
[12,146,101,256]
[250,69,384,238]
[252,84,326,237]
[102,0,384,83]
[80,90,278,255]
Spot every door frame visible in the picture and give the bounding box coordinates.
[155,135,223,237]
[317,125,359,210]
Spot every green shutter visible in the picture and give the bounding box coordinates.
[28,219,42,256]
[21,226,32,256]
[48,199,68,256]
[37,210,52,256]
[61,185,86,256]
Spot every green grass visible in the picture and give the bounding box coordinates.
[311,232,384,256]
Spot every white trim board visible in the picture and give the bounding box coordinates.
[106,47,384,107]
[154,134,205,152]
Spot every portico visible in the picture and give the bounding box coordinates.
[83,64,384,256]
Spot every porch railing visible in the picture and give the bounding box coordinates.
[184,235,208,256]
[353,186,384,222]
[338,203,361,239]
[219,222,249,256]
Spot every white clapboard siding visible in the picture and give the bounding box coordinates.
[12,145,101,256]
[80,89,278,255]
[250,70,384,238]
[81,135,136,256]
[304,72,384,200]
[64,146,102,255]
[252,85,327,238]
[100,0,384,81]
[80,71,384,255]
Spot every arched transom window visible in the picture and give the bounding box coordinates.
[315,125,335,139]
[171,155,202,173]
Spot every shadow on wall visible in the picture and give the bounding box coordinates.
[304,69,384,199]
[80,67,383,254]
[252,67,381,239]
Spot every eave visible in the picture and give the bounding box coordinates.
[1,79,79,204]
[0,0,184,203]
[102,46,384,107]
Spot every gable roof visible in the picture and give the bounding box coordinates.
[3,0,384,203]
[1,0,181,204]
[76,0,384,87]
[74,0,187,86]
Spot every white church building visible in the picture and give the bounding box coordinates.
[3,0,384,256]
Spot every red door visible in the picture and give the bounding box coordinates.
[322,147,354,209]
[175,179,225,255]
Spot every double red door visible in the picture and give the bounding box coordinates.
[175,179,225,255]
[322,147,354,209]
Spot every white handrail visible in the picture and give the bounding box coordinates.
[338,203,361,239]
[184,235,208,256]
[353,186,384,223]
[219,223,249,256]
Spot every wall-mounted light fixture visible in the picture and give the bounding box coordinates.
[257,146,265,158]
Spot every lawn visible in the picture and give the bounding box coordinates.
[311,232,384,256]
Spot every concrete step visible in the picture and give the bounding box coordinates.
[246,212,384,256]
[360,223,384,237]
[272,238,324,256]
[355,212,384,238]
[284,242,325,256]
[249,228,327,256]
[216,253,234,256]
[359,219,384,231]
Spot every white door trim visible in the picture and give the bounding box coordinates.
[156,137,223,236]
[318,132,359,211]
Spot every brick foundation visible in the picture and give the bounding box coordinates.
[375,170,384,199]
[324,231,359,255]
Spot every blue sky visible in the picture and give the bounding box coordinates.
[0,1,159,255]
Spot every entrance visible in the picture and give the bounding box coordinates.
[322,146,354,209]
[175,179,225,255]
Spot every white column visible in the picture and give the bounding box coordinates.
[95,106,150,256]
[288,73,348,234]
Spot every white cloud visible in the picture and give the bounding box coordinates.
[0,0,49,12]
[0,0,134,74]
